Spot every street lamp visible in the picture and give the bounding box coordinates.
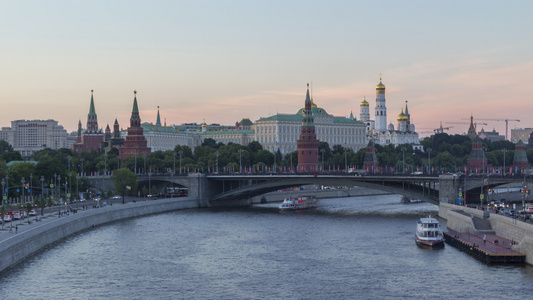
[173,152,176,175]
[29,174,33,202]
[179,150,183,174]
[344,148,348,172]
[21,177,25,205]
[239,149,243,173]
[1,178,5,207]
[5,174,8,203]
[148,172,152,196]
[58,175,61,215]
[103,153,107,175]
[143,154,147,175]
[427,148,432,175]
[215,151,219,174]
[80,158,85,177]
[503,148,507,176]
[40,176,44,203]
[402,147,406,174]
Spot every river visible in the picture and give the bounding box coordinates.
[1,194,532,299]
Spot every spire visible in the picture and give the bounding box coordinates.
[156,106,161,126]
[89,90,96,116]
[77,119,82,136]
[130,90,141,126]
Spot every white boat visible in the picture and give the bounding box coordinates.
[415,217,445,247]
[279,196,318,210]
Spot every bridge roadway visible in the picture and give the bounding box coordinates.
[90,173,525,207]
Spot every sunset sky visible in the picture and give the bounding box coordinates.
[1,1,532,138]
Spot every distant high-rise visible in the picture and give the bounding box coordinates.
[0,119,71,157]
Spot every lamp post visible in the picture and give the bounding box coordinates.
[29,174,33,202]
[239,149,243,173]
[104,153,107,175]
[40,176,44,203]
[503,148,507,176]
[344,148,348,172]
[290,152,293,173]
[134,152,137,174]
[402,147,406,174]
[148,172,152,196]
[1,178,5,207]
[58,175,61,215]
[215,151,219,174]
[76,174,79,209]
[480,147,486,209]
[5,174,8,203]
[179,151,183,174]
[427,148,432,175]
[21,177,25,205]
[143,154,147,175]
[80,158,85,177]
[173,152,176,175]
[53,173,57,202]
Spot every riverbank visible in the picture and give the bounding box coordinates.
[0,197,198,273]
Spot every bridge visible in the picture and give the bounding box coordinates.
[86,173,528,207]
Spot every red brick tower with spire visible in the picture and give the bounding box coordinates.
[72,90,103,153]
[119,91,151,160]
[297,84,319,172]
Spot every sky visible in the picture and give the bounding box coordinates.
[1,0,532,139]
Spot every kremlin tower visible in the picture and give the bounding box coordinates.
[375,75,387,132]
[72,90,104,153]
[297,84,319,172]
[119,91,151,160]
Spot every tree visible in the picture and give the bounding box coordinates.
[111,169,138,204]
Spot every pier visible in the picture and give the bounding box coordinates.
[444,230,525,264]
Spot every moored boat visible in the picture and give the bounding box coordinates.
[279,196,318,210]
[415,216,445,247]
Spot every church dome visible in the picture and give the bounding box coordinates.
[376,80,385,89]
[397,110,408,122]
[360,98,369,107]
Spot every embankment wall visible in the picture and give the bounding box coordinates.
[0,198,198,273]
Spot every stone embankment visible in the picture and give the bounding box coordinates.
[440,202,533,265]
[0,198,198,273]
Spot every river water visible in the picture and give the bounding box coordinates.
[1,194,532,299]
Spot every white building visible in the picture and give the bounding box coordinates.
[363,78,423,150]
[255,96,367,155]
[0,119,72,157]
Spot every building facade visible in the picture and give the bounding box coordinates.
[511,128,533,145]
[0,119,71,157]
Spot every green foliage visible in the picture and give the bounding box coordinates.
[111,168,138,202]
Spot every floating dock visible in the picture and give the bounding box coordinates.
[444,230,525,264]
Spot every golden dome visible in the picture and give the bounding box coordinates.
[311,98,317,108]
[376,80,385,89]
[397,109,408,122]
[360,97,369,107]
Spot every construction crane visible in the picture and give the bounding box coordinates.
[445,121,487,131]
[434,121,452,133]
[466,118,520,140]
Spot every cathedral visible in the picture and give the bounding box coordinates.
[359,76,423,151]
